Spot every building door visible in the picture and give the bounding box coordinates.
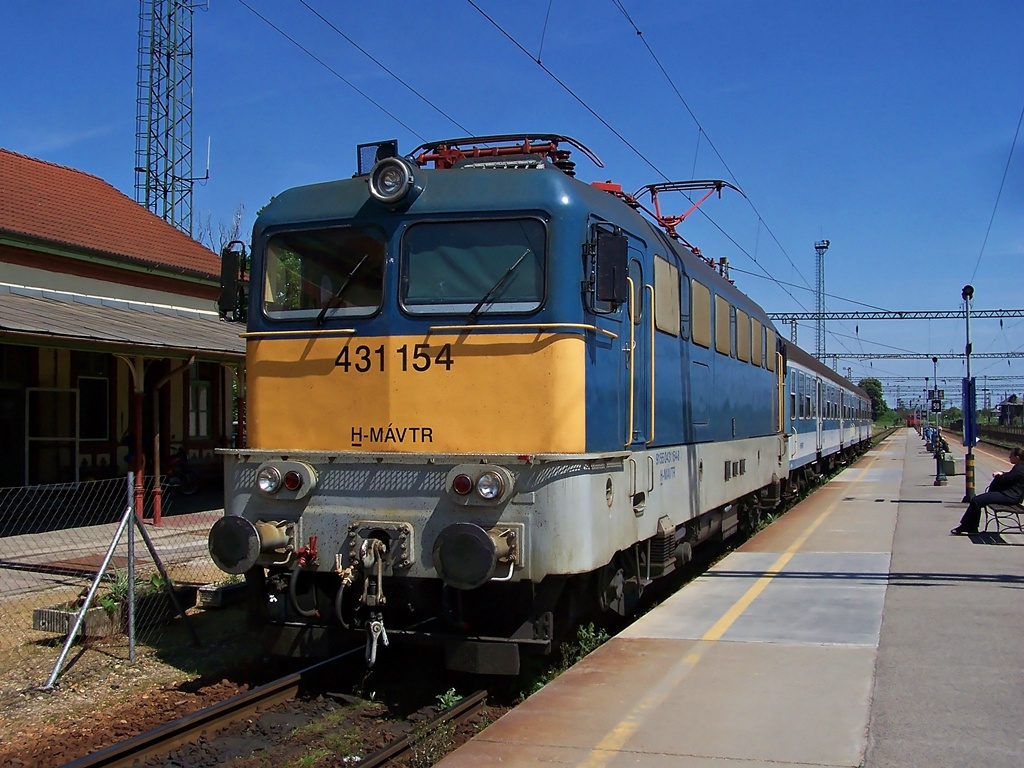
[0,388,26,487]
[26,388,78,484]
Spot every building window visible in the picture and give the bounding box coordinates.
[189,379,211,439]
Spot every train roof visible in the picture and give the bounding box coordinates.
[256,133,777,329]
[786,342,869,397]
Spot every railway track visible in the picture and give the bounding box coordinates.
[61,648,362,768]
[356,689,488,767]
[60,642,492,768]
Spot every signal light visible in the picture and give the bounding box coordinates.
[283,470,303,491]
[452,474,473,495]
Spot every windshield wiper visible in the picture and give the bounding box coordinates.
[316,254,369,328]
[466,248,532,324]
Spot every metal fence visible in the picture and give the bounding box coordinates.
[0,475,224,690]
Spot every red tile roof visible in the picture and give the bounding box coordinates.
[0,148,220,278]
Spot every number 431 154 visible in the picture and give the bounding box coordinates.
[334,343,454,373]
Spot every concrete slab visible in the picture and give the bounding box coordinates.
[719,552,889,645]
[623,552,888,645]
[448,640,876,768]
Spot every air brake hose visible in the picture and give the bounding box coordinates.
[288,560,320,618]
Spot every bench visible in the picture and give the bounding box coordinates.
[983,504,1024,534]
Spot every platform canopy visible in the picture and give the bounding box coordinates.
[0,282,244,362]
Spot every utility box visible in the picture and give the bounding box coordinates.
[942,453,963,476]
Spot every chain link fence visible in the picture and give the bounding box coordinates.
[0,475,226,690]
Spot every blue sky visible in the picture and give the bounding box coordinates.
[2,1,1022,408]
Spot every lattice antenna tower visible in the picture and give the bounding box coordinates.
[814,239,830,359]
[135,0,196,235]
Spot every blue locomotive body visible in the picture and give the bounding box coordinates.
[209,136,871,674]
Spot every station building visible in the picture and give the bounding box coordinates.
[0,148,244,488]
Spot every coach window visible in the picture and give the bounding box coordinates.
[654,256,680,335]
[736,309,750,363]
[402,218,545,316]
[715,295,731,355]
[798,374,805,418]
[264,226,385,319]
[766,329,777,372]
[790,372,797,421]
[691,280,711,348]
[751,318,763,366]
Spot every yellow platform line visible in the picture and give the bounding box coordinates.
[577,440,892,768]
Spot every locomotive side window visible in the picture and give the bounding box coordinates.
[263,226,385,319]
[715,295,731,355]
[654,256,680,336]
[679,273,690,340]
[736,309,750,363]
[401,218,545,315]
[766,329,777,371]
[751,318,763,366]
[691,280,711,348]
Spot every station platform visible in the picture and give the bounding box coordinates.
[438,429,1024,767]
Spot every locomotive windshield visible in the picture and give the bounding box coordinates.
[263,226,385,319]
[400,218,545,315]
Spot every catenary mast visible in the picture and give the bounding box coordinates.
[135,0,196,234]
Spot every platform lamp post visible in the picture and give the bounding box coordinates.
[923,377,929,443]
[963,285,976,501]
[933,356,948,485]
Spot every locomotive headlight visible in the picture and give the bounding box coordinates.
[476,471,504,500]
[256,466,282,494]
[368,157,415,204]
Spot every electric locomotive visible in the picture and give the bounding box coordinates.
[209,134,858,674]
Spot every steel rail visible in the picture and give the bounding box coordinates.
[356,689,489,768]
[62,649,361,768]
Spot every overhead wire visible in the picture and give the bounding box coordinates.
[969,99,1024,282]
[234,0,425,139]
[610,0,814,294]
[609,0,893,364]
[296,0,474,136]
[464,0,814,313]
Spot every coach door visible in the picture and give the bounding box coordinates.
[815,377,824,454]
[625,254,652,447]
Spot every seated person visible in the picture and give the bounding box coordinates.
[951,445,1024,534]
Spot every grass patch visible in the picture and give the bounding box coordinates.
[519,622,610,699]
